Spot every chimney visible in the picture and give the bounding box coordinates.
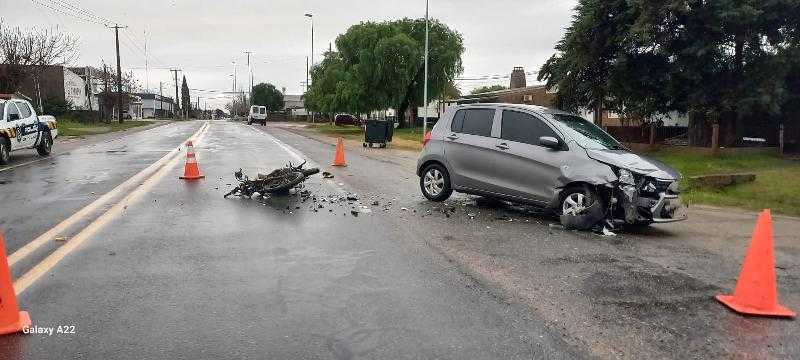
[510,67,526,89]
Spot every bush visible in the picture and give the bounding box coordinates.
[42,97,73,116]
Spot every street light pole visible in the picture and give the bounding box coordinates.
[422,0,430,137]
[305,13,315,124]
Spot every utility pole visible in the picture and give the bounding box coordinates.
[305,56,309,92]
[244,51,253,101]
[108,24,128,123]
[102,64,109,120]
[159,82,163,118]
[422,0,430,137]
[170,69,181,118]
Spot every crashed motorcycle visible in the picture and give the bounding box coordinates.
[224,161,320,198]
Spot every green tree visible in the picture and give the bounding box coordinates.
[180,76,190,118]
[305,18,464,127]
[470,85,506,95]
[540,0,800,148]
[251,83,284,112]
[538,0,633,124]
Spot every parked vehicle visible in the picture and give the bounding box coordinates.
[334,113,360,126]
[0,95,58,165]
[416,103,685,229]
[248,106,267,125]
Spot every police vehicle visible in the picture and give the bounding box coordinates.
[0,94,58,165]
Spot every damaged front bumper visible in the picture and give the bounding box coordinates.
[616,182,686,225]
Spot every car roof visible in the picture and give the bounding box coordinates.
[454,103,574,116]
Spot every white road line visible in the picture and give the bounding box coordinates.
[14,122,211,295]
[247,124,347,195]
[7,122,209,267]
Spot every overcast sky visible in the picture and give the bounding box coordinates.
[1,0,576,109]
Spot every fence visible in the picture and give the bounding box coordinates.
[606,126,688,144]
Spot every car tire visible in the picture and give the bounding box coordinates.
[559,185,604,230]
[420,163,452,202]
[37,131,53,156]
[0,137,10,165]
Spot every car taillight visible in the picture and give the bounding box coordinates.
[423,131,432,147]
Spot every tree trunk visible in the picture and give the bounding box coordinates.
[688,110,711,147]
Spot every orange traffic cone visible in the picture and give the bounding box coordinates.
[179,141,205,180]
[716,209,796,318]
[331,137,347,167]
[0,232,31,335]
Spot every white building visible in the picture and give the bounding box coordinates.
[130,93,175,118]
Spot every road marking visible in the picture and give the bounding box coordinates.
[14,122,211,295]
[7,122,209,267]
[0,157,50,173]
[247,124,348,195]
[246,125,304,162]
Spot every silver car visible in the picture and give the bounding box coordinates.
[416,103,685,229]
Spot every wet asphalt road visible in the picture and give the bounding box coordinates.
[0,119,797,359]
[0,120,580,359]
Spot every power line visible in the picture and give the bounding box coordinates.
[46,0,114,25]
[30,0,108,26]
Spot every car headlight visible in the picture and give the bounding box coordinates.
[618,168,636,185]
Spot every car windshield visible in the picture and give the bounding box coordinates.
[549,114,625,150]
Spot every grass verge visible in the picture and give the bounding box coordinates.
[309,123,425,150]
[58,119,155,137]
[650,151,800,216]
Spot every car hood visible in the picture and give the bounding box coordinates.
[585,149,679,180]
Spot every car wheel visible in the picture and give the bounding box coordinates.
[37,131,53,156]
[559,186,604,230]
[0,137,10,165]
[420,164,452,202]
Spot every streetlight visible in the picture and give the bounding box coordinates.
[422,0,430,138]
[305,13,315,123]
[304,13,314,70]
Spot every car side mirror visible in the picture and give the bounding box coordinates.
[539,136,561,150]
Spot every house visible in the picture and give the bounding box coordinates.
[455,66,689,127]
[0,64,88,111]
[129,93,175,118]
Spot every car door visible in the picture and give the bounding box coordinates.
[5,102,27,150]
[494,109,571,203]
[13,101,39,149]
[443,108,507,194]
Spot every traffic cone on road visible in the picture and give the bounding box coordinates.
[331,137,347,167]
[716,209,796,318]
[179,141,205,180]
[0,232,31,335]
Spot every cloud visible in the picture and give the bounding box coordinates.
[1,0,577,109]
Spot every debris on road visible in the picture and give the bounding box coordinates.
[322,171,334,179]
[224,160,320,199]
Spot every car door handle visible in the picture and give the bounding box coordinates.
[446,134,459,140]
[496,143,509,150]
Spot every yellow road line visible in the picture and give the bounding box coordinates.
[8,122,208,267]
[14,122,211,294]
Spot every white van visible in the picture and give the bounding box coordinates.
[248,106,267,125]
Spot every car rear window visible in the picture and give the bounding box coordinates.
[451,109,494,137]
[500,110,558,146]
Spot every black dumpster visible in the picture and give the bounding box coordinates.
[363,120,393,148]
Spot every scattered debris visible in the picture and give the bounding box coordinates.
[346,193,359,201]
[55,236,68,242]
[322,172,334,179]
[224,161,319,198]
